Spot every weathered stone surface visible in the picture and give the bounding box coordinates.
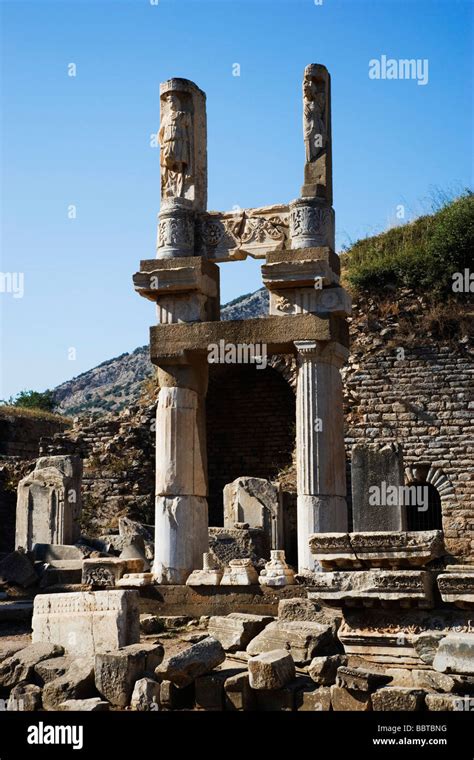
[330,684,371,711]
[335,666,392,692]
[277,598,342,631]
[246,620,335,664]
[0,550,37,587]
[413,632,445,665]
[33,544,90,561]
[411,669,458,693]
[254,676,314,711]
[195,664,244,711]
[32,590,140,656]
[372,687,425,711]
[42,657,95,710]
[248,650,295,690]
[433,634,474,674]
[7,682,42,711]
[58,697,110,711]
[0,641,27,664]
[269,286,350,317]
[116,572,154,588]
[35,655,75,685]
[140,614,165,635]
[154,495,209,585]
[16,456,82,550]
[159,679,195,709]
[155,636,225,688]
[186,551,223,586]
[39,560,83,588]
[425,693,470,711]
[308,569,434,608]
[259,550,295,587]
[131,677,161,711]
[298,686,332,711]
[351,443,406,532]
[95,643,164,707]
[308,655,346,686]
[0,643,64,688]
[224,671,256,711]
[82,557,144,587]
[221,559,259,586]
[208,613,273,652]
[223,477,282,553]
[309,530,445,570]
[437,572,474,607]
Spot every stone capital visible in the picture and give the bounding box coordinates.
[294,340,349,367]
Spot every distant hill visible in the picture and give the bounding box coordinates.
[52,289,269,416]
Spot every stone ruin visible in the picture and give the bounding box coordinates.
[0,64,473,715]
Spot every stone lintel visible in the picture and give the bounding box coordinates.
[149,314,349,364]
[437,573,474,607]
[307,569,434,609]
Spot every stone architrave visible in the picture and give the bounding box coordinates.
[223,477,283,553]
[351,443,406,532]
[157,78,207,259]
[31,591,140,656]
[16,456,82,551]
[295,341,348,573]
[153,359,209,584]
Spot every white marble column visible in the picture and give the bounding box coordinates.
[154,382,209,584]
[295,340,349,572]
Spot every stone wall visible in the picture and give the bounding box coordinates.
[0,410,70,458]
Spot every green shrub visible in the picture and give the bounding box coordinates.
[2,389,56,412]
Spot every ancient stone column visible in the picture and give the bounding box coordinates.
[295,340,348,572]
[153,358,209,584]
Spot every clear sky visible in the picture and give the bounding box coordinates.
[1,0,472,400]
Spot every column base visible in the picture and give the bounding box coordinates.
[153,495,209,584]
[297,494,348,573]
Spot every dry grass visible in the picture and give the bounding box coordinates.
[0,405,71,424]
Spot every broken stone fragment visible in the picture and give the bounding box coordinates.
[433,634,474,674]
[140,614,165,635]
[0,643,64,689]
[7,682,42,711]
[298,686,332,711]
[224,671,256,711]
[130,677,161,711]
[159,679,195,710]
[330,684,371,711]
[42,657,95,710]
[58,698,110,711]
[307,655,347,686]
[248,649,296,690]
[208,613,273,652]
[246,620,335,665]
[95,642,164,707]
[195,664,245,711]
[34,655,75,685]
[335,666,392,692]
[425,693,468,711]
[155,636,225,688]
[371,687,426,711]
[0,550,37,588]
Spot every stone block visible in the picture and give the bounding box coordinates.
[0,550,37,587]
[130,677,161,711]
[425,693,469,711]
[261,259,338,290]
[248,649,295,690]
[186,552,223,586]
[433,634,474,674]
[58,698,110,711]
[371,687,426,711]
[140,614,165,635]
[159,679,195,710]
[246,620,335,664]
[269,286,351,317]
[32,590,140,656]
[208,613,273,652]
[411,669,458,693]
[42,657,95,710]
[221,559,259,586]
[437,572,474,607]
[224,672,256,711]
[116,572,154,588]
[35,655,75,685]
[308,655,346,686]
[330,684,371,711]
[155,636,225,688]
[95,643,164,707]
[0,643,64,688]
[7,683,42,711]
[223,477,282,553]
[33,544,89,561]
[195,664,244,711]
[82,558,143,587]
[335,666,392,692]
[277,598,341,630]
[308,569,434,608]
[351,443,406,532]
[298,686,332,711]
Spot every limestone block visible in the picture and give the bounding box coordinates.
[224,671,256,711]
[254,676,314,711]
[307,569,434,608]
[298,686,332,711]
[248,650,296,690]
[413,632,445,665]
[40,560,83,588]
[0,550,37,587]
[140,615,165,635]
[42,657,95,710]
[277,598,342,630]
[270,286,351,317]
[35,656,75,685]
[208,613,273,652]
[330,685,371,711]
[411,669,459,693]
[95,643,164,707]
[309,530,445,570]
[32,591,140,656]
[58,698,110,712]
[223,477,283,553]
[438,572,474,607]
[131,677,161,711]
[351,443,406,532]
[335,666,392,692]
[116,572,154,588]
[246,620,334,665]
[308,655,346,686]
[0,643,64,688]
[16,455,82,550]
[259,550,295,587]
[186,552,223,586]
[33,544,89,561]
[155,636,225,688]
[221,559,259,586]
[433,634,474,674]
[195,664,245,711]
[154,495,209,584]
[7,683,42,711]
[262,259,338,291]
[371,687,426,711]
[425,693,469,711]
[82,558,144,587]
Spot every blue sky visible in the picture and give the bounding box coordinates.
[1,0,472,399]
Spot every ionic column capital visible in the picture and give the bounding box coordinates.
[294,340,349,368]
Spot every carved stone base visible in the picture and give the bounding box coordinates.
[221,559,259,586]
[289,198,335,249]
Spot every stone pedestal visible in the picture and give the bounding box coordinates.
[295,341,348,572]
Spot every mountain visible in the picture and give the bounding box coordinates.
[52,288,269,416]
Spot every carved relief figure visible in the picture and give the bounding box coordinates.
[303,73,326,163]
[159,92,193,199]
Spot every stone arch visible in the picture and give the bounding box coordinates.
[404,465,455,532]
